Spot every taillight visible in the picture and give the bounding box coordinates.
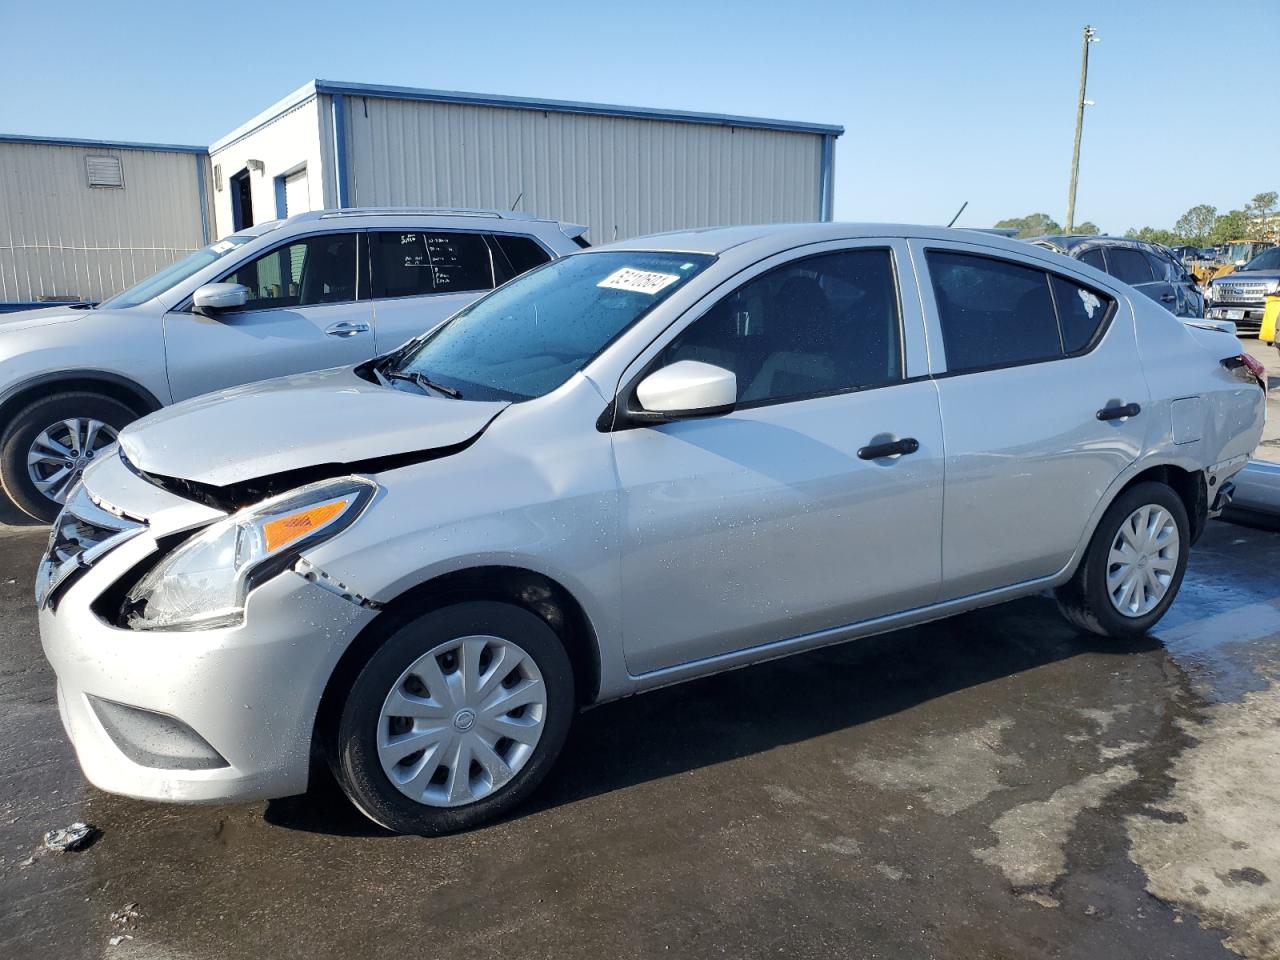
[1222,353,1267,389]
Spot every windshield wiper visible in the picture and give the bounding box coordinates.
[384,369,463,399]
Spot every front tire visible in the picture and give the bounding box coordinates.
[0,391,138,522]
[334,601,575,835]
[1055,481,1189,639]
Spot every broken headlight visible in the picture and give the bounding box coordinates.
[125,476,375,631]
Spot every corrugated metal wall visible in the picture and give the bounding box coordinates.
[341,97,824,242]
[0,142,208,302]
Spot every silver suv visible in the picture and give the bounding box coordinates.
[38,224,1263,835]
[0,208,587,520]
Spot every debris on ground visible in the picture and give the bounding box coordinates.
[108,902,141,946]
[43,821,98,852]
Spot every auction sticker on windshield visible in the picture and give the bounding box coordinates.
[598,267,681,295]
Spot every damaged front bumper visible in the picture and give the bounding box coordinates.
[37,453,378,804]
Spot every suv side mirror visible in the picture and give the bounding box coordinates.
[627,360,736,424]
[192,282,249,316]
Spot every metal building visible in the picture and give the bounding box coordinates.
[208,80,840,246]
[0,135,211,305]
[2,81,840,307]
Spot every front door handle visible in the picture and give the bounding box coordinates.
[1097,402,1141,421]
[325,321,371,338]
[858,437,919,460]
[1160,294,1177,302]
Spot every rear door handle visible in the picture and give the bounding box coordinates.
[1097,402,1141,421]
[858,437,919,460]
[1160,294,1176,302]
[325,321,371,338]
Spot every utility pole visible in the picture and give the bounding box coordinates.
[1065,25,1098,233]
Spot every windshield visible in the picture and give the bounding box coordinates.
[1242,248,1280,272]
[98,236,253,309]
[390,251,715,401]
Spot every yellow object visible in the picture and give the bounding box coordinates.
[263,499,348,552]
[1261,294,1280,345]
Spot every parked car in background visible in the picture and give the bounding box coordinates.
[38,223,1263,834]
[1206,246,1280,336]
[0,208,587,520]
[1222,459,1280,529]
[1029,235,1204,319]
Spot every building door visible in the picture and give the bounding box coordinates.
[231,168,254,230]
[283,168,309,217]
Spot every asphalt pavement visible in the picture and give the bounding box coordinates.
[3,488,1280,958]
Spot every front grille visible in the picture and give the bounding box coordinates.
[1212,282,1270,305]
[35,484,146,610]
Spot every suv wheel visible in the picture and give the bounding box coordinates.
[1055,481,1189,639]
[334,601,575,835]
[0,392,139,522]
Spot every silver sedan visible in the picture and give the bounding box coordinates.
[37,223,1265,834]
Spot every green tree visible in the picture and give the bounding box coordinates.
[1245,191,1279,242]
[1124,226,1180,246]
[1208,210,1250,246]
[994,213,1062,238]
[1173,204,1217,246]
[1073,221,1101,236]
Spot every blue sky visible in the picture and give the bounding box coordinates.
[2,0,1275,233]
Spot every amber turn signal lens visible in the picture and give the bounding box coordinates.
[262,500,349,553]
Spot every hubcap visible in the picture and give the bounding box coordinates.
[1107,504,1180,618]
[26,418,118,504]
[377,634,546,808]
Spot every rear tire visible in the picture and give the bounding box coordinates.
[0,391,138,522]
[334,601,575,835]
[1055,481,1189,639]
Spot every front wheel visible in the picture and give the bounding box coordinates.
[1055,481,1190,639]
[0,391,139,522]
[334,601,575,835]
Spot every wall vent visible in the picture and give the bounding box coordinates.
[213,164,223,192]
[85,155,124,188]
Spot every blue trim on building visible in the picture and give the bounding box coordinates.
[819,134,835,222]
[313,79,845,137]
[0,133,206,154]
[331,94,350,208]
[195,156,210,243]
[274,174,288,218]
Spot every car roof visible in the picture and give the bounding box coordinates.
[1031,234,1172,258]
[596,222,1038,258]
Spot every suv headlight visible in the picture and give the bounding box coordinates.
[125,476,375,631]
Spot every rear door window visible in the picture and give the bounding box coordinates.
[1078,248,1106,271]
[370,231,495,300]
[1106,248,1155,285]
[927,251,1114,371]
[927,252,1062,371]
[490,234,553,282]
[1144,251,1175,282]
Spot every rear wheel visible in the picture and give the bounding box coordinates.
[0,392,138,522]
[1055,481,1189,639]
[334,601,575,835]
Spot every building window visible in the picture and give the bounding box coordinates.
[85,155,124,188]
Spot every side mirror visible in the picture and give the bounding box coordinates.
[192,282,249,316]
[629,360,736,423]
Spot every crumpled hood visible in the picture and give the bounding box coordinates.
[119,366,509,487]
[0,305,94,333]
